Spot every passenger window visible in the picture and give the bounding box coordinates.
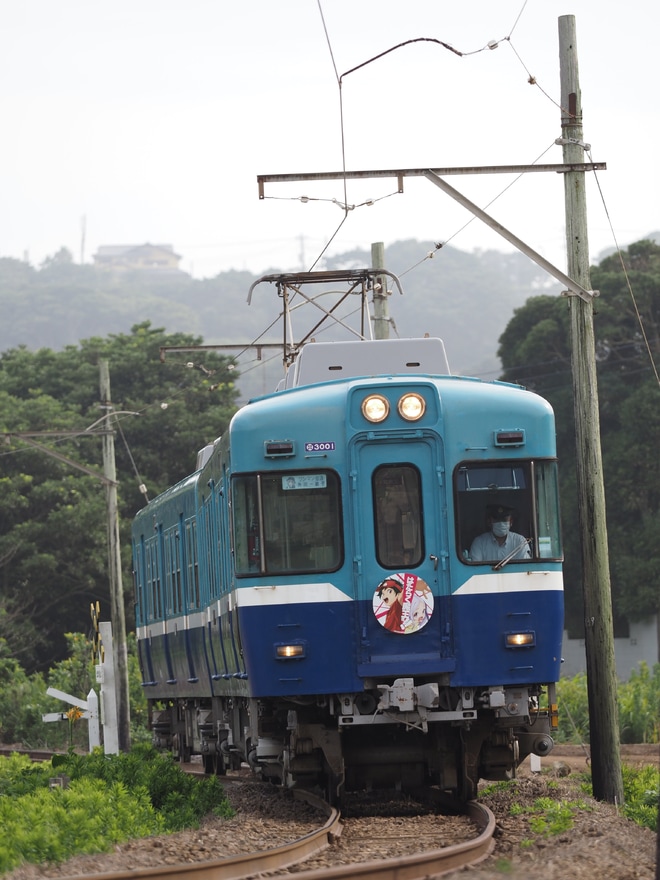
[232,471,343,575]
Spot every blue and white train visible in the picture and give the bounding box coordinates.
[132,270,563,802]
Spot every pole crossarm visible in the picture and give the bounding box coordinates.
[423,170,596,302]
[159,343,284,363]
[256,164,603,302]
[257,161,605,197]
[2,429,114,438]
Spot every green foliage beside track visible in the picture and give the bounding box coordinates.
[622,764,659,831]
[0,747,233,875]
[557,663,660,745]
[0,322,239,672]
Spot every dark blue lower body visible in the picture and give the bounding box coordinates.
[139,587,563,701]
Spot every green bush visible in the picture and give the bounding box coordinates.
[0,746,233,873]
[622,764,659,832]
[53,744,233,830]
[0,775,164,873]
[557,662,660,745]
[0,643,49,747]
[555,672,590,743]
[618,662,660,744]
[0,753,55,797]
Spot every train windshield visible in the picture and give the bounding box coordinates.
[232,471,343,575]
[455,460,562,564]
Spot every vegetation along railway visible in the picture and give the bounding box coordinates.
[0,759,495,880]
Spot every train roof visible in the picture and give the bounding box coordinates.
[278,337,451,390]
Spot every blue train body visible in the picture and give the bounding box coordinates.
[133,330,563,800]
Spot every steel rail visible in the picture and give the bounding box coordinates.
[43,798,493,880]
[284,800,496,880]
[50,788,339,880]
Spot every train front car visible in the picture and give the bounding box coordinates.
[229,338,563,801]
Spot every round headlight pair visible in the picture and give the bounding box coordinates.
[361,393,426,423]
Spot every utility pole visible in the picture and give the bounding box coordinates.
[559,15,623,804]
[99,360,131,752]
[371,242,390,339]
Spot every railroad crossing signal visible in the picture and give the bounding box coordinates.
[44,609,118,755]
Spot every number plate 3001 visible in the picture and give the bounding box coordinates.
[304,441,335,452]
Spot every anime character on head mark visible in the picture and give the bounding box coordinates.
[374,575,404,632]
[373,573,433,634]
[404,591,431,633]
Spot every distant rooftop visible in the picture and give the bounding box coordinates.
[93,243,183,273]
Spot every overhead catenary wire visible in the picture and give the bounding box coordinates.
[292,0,555,277]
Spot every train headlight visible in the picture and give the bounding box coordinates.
[398,393,426,421]
[505,632,536,648]
[362,394,390,423]
[275,643,306,659]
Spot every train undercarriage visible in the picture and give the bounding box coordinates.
[150,679,557,803]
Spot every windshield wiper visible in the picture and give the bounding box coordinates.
[492,537,532,571]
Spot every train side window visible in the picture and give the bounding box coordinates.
[263,472,342,574]
[132,538,145,622]
[184,519,200,606]
[232,475,262,573]
[534,460,563,560]
[232,471,342,575]
[373,464,423,569]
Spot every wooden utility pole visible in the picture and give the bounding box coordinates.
[99,360,131,752]
[371,242,390,339]
[256,23,623,802]
[559,15,623,804]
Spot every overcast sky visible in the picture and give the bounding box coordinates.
[2,1,658,280]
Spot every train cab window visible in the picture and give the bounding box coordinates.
[373,464,424,568]
[455,460,562,564]
[232,471,342,575]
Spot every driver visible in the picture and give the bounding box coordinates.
[469,504,530,562]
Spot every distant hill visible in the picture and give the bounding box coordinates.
[0,240,564,401]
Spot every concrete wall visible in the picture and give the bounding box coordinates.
[560,615,659,681]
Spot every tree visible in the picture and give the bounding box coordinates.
[0,324,239,671]
[498,240,660,639]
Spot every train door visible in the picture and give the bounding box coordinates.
[351,435,455,675]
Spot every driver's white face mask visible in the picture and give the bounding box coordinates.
[492,521,511,538]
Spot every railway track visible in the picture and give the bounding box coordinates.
[39,797,494,880]
[1,749,495,879]
[289,799,496,880]
[4,747,657,880]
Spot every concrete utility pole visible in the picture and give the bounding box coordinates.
[371,242,390,339]
[99,360,131,752]
[558,15,623,805]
